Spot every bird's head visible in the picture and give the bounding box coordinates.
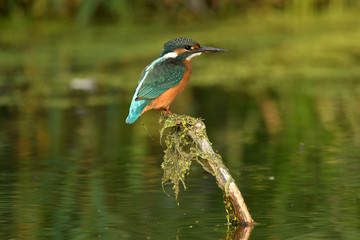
[160,37,226,61]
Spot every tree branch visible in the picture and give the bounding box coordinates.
[160,114,254,226]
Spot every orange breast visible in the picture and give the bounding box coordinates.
[141,60,192,115]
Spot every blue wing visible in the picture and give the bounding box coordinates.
[126,57,186,124]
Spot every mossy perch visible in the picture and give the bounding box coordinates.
[160,113,254,225]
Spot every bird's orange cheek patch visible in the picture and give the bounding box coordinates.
[174,49,187,54]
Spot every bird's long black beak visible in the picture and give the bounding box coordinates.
[194,46,227,53]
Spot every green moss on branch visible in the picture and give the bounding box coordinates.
[159,113,254,225]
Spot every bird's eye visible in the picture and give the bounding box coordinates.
[185,45,192,50]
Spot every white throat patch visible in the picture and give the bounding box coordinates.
[186,52,202,61]
[162,52,178,59]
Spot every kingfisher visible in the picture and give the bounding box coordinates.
[125,37,226,124]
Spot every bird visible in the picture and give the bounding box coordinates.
[125,37,226,124]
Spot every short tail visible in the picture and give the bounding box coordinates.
[125,99,151,124]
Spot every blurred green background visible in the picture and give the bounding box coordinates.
[1,0,360,239]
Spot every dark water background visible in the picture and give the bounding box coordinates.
[1,8,360,240]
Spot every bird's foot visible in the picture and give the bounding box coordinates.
[159,108,173,119]
[165,107,173,115]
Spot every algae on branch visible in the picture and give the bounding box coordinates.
[160,114,204,200]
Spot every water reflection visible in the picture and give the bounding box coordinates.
[0,80,360,239]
